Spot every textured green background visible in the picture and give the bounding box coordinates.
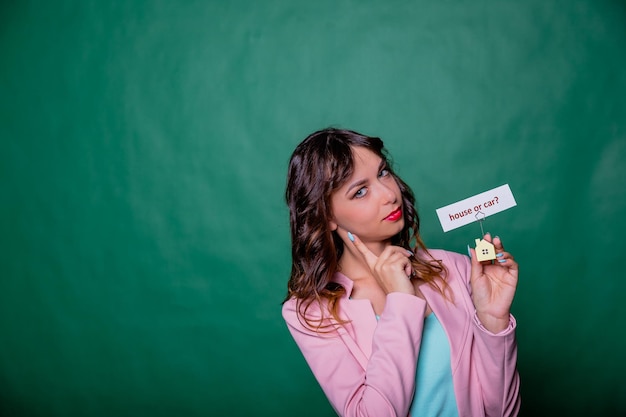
[1,1,625,416]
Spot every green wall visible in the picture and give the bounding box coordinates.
[1,1,625,416]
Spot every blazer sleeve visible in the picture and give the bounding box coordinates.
[282,293,426,417]
[450,251,521,417]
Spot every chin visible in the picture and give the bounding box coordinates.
[383,227,405,242]
[392,220,405,235]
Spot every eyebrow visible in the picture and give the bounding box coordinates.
[344,158,386,196]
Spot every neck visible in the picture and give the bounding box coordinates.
[358,238,391,257]
[338,239,391,281]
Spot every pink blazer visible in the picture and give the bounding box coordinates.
[282,249,520,417]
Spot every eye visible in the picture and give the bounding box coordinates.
[379,168,390,178]
[354,187,368,198]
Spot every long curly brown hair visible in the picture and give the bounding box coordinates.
[284,128,448,331]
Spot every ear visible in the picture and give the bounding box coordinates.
[329,218,338,231]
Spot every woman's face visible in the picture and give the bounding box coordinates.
[329,146,404,244]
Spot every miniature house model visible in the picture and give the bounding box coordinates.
[474,238,496,261]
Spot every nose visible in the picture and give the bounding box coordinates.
[379,182,397,204]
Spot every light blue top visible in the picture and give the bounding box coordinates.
[409,313,459,417]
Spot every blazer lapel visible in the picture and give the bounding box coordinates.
[332,272,379,370]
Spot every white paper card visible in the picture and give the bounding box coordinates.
[436,184,517,232]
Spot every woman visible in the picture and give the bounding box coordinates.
[282,128,520,417]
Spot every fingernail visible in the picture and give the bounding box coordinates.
[498,259,506,263]
[496,253,504,258]
[467,244,472,258]
[347,232,355,242]
[407,250,414,256]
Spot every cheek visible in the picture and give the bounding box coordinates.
[333,204,376,230]
[391,178,402,195]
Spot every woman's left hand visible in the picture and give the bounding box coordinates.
[468,233,519,333]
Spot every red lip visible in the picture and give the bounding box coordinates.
[384,208,402,222]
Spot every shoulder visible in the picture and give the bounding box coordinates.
[282,296,328,331]
[282,297,308,323]
[282,273,352,329]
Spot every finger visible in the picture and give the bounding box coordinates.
[377,245,413,262]
[374,251,414,284]
[467,245,484,269]
[347,232,379,268]
[492,235,505,252]
[495,251,518,271]
[484,233,508,265]
[405,262,414,278]
[378,246,414,278]
[375,249,411,271]
[495,251,512,263]
[492,236,518,268]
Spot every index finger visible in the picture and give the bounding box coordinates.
[347,232,379,268]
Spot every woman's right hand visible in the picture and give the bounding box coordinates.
[348,232,416,296]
